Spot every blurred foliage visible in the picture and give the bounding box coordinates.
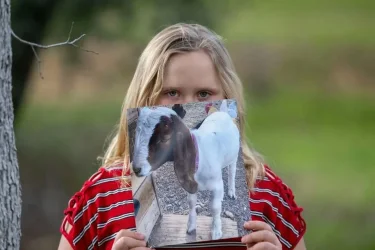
[47,0,239,41]
[44,0,230,65]
[11,0,60,122]
[13,0,375,249]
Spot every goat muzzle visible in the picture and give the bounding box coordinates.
[133,166,142,176]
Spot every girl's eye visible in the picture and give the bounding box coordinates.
[167,90,178,97]
[198,91,210,98]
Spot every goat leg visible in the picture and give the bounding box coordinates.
[211,180,224,240]
[228,161,237,200]
[186,192,197,234]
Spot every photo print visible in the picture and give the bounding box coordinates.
[127,99,251,248]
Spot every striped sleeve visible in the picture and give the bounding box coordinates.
[249,166,306,250]
[60,166,136,250]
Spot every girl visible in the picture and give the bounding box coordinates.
[57,23,306,250]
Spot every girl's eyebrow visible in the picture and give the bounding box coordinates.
[196,86,221,92]
[162,86,180,90]
[161,87,180,93]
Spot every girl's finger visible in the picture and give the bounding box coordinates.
[241,230,279,246]
[115,229,145,242]
[248,241,276,250]
[112,237,129,250]
[113,236,147,250]
[244,220,273,232]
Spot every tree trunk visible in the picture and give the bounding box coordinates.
[0,0,22,249]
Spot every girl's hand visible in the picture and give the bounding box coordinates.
[112,230,152,250]
[241,221,282,250]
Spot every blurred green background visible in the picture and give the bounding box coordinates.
[12,0,375,249]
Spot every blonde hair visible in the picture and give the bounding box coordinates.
[100,23,265,189]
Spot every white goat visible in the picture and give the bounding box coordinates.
[132,100,240,240]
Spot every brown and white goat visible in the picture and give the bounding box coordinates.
[132,101,240,240]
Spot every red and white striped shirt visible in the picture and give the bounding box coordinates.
[61,165,306,250]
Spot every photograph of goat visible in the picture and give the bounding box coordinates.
[128,99,251,248]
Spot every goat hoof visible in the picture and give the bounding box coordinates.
[228,191,237,200]
[186,228,196,235]
[211,229,223,240]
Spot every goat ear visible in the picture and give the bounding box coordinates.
[171,104,186,119]
[219,99,228,112]
[172,115,198,194]
[208,106,218,116]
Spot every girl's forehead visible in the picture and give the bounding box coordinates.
[163,51,222,88]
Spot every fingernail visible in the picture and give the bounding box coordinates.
[136,232,144,238]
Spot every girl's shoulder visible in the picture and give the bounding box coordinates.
[250,165,306,250]
[60,164,136,250]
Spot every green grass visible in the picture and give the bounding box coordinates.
[17,89,375,249]
[245,90,375,249]
[219,0,375,48]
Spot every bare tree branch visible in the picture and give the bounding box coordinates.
[11,22,97,52]
[31,46,44,79]
[11,22,98,79]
